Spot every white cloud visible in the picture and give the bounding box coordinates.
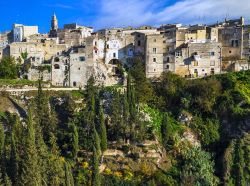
[92,0,250,29]
[44,3,76,9]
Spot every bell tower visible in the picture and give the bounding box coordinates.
[51,12,58,31]
[49,13,58,37]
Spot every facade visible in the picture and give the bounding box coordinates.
[13,24,39,42]
[1,14,250,86]
[49,14,93,47]
[9,38,67,63]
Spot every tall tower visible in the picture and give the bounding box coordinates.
[49,13,58,37]
[51,13,58,31]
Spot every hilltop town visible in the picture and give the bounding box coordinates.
[0,13,250,186]
[0,15,249,87]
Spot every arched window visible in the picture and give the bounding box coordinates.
[54,57,60,62]
[54,64,60,69]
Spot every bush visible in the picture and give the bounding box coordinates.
[0,57,19,79]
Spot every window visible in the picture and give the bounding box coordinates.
[154,39,157,42]
[95,41,97,46]
[79,56,85,61]
[194,69,198,76]
[229,51,232,53]
[176,51,182,57]
[113,53,116,58]
[166,65,169,69]
[107,44,109,49]
[153,58,156,62]
[211,68,215,75]
[138,40,141,46]
[231,40,239,47]
[138,34,141,38]
[209,52,215,56]
[210,60,215,66]
[78,68,81,70]
[54,64,60,69]
[73,82,77,87]
[193,61,198,66]
[153,48,157,54]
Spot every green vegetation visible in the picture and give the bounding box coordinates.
[0,79,38,87]
[0,64,249,185]
[0,57,20,79]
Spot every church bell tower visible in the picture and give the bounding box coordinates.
[49,13,58,37]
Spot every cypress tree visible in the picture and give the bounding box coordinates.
[123,93,130,142]
[20,108,42,186]
[36,126,49,186]
[92,147,101,186]
[0,124,4,156]
[127,72,132,103]
[110,91,123,141]
[36,79,51,144]
[127,72,136,116]
[93,128,101,157]
[85,75,97,105]
[0,124,5,186]
[71,123,79,159]
[99,107,107,152]
[64,162,74,186]
[47,133,65,186]
[9,133,19,185]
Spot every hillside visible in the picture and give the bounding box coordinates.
[0,69,249,185]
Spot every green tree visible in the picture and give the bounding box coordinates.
[92,147,101,186]
[0,56,19,79]
[20,108,42,186]
[9,133,20,185]
[64,162,74,186]
[130,59,153,103]
[0,124,5,186]
[35,79,55,144]
[99,107,107,152]
[21,52,28,61]
[181,147,219,186]
[154,72,186,110]
[93,128,101,157]
[47,133,65,186]
[71,123,79,159]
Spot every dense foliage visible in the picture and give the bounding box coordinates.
[0,65,249,185]
[0,57,20,79]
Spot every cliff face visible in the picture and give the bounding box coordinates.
[0,93,26,116]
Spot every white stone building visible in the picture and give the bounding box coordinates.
[13,24,39,42]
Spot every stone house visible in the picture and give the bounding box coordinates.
[174,42,221,77]
[13,24,39,42]
[145,34,166,78]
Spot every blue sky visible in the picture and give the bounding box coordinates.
[1,0,250,33]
